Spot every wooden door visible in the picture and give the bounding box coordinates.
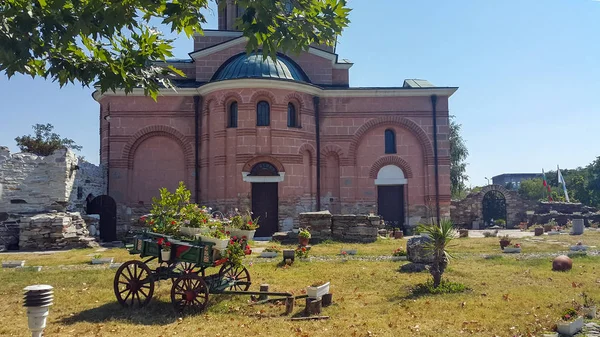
[377,185,405,229]
[252,183,279,237]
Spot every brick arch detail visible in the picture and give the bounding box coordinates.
[349,116,434,165]
[122,125,194,168]
[321,144,344,158]
[298,143,316,161]
[368,156,414,179]
[218,92,244,107]
[203,97,217,114]
[480,184,511,197]
[250,90,278,106]
[242,155,286,173]
[283,92,307,111]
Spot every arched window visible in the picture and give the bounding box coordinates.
[287,103,298,127]
[228,101,238,128]
[385,129,396,154]
[257,101,270,126]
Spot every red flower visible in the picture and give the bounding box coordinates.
[157,238,164,245]
[229,240,235,245]
[233,236,237,241]
[226,231,231,235]
[242,236,247,239]
[245,245,250,250]
[171,220,176,225]
[301,247,306,252]
[165,242,171,247]
[247,221,252,224]
[203,219,207,223]
[140,216,146,221]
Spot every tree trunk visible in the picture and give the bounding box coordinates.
[432,269,442,288]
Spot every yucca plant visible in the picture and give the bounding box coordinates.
[417,219,456,288]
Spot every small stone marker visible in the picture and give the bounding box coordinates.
[2,260,25,268]
[572,219,584,235]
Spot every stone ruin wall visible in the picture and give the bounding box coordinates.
[0,146,104,250]
[297,211,380,243]
[451,184,600,228]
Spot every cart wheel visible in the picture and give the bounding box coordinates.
[171,274,209,314]
[218,264,251,291]
[169,262,200,282]
[114,260,155,308]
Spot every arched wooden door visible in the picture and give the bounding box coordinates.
[87,195,117,242]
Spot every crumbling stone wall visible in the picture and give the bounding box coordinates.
[19,212,97,250]
[450,185,537,228]
[297,211,379,243]
[0,147,104,214]
[451,185,599,228]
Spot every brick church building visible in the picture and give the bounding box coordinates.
[94,4,457,237]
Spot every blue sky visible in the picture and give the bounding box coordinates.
[1,0,599,187]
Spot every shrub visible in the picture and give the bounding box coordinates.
[411,279,468,296]
[299,228,311,239]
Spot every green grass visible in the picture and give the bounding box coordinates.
[1,231,600,336]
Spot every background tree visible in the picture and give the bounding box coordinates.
[518,178,549,201]
[449,116,469,199]
[15,123,82,156]
[0,0,350,99]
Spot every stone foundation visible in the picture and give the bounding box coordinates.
[331,215,379,243]
[19,212,97,250]
[297,211,379,243]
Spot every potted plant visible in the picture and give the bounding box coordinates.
[261,246,281,258]
[499,235,511,250]
[179,205,211,236]
[295,246,309,260]
[298,228,311,246]
[393,228,403,239]
[544,219,557,233]
[503,243,521,254]
[570,241,589,252]
[340,250,349,262]
[306,281,330,299]
[581,292,596,319]
[199,227,230,251]
[224,238,250,267]
[342,248,357,255]
[157,238,172,262]
[391,248,407,261]
[91,254,114,265]
[556,308,583,336]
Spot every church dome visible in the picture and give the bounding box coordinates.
[211,52,310,83]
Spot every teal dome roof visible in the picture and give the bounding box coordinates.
[211,53,310,83]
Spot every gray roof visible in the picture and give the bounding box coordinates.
[211,53,310,83]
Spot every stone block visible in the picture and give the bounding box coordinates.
[407,236,434,264]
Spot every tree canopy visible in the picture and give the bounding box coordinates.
[449,116,469,199]
[15,123,82,156]
[518,157,600,207]
[0,0,350,99]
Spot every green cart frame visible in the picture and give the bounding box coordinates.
[114,231,258,314]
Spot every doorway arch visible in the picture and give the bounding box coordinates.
[244,162,281,237]
[86,195,117,242]
[376,165,407,229]
[482,190,507,226]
